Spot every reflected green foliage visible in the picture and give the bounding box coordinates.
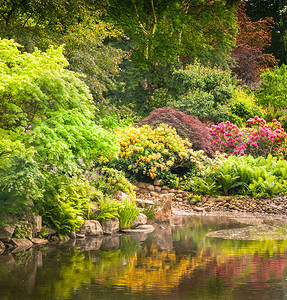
[2,217,287,300]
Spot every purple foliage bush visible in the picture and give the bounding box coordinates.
[137,107,216,157]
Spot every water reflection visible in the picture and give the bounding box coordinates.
[1,216,287,299]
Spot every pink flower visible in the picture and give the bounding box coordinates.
[251,142,258,148]
[240,150,245,155]
[221,142,227,147]
[274,147,279,151]
[234,149,239,154]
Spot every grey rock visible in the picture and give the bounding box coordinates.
[135,198,154,208]
[0,240,5,254]
[10,238,33,249]
[154,194,173,222]
[30,238,49,245]
[79,220,103,236]
[121,225,155,234]
[0,225,15,243]
[101,236,120,250]
[76,237,103,251]
[112,191,131,202]
[131,213,147,228]
[102,218,120,235]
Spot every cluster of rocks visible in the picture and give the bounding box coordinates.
[0,191,175,254]
[0,213,153,254]
[193,195,287,215]
[134,180,194,205]
[0,216,48,254]
[134,181,287,217]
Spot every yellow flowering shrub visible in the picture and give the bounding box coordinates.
[111,124,208,180]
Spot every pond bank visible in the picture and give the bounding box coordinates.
[171,195,287,225]
[134,181,287,222]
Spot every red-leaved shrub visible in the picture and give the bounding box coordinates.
[136,107,216,157]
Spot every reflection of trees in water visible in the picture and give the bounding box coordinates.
[1,218,287,299]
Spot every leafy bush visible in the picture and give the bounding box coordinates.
[13,223,31,239]
[137,107,216,157]
[0,136,44,225]
[258,64,287,112]
[188,155,287,198]
[229,88,266,127]
[94,199,122,223]
[90,167,136,201]
[0,39,119,229]
[173,90,230,124]
[106,123,208,181]
[168,61,236,123]
[26,109,118,173]
[35,174,96,236]
[118,200,140,229]
[209,117,287,158]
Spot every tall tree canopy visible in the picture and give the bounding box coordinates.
[231,1,278,86]
[0,0,125,104]
[100,0,239,66]
[101,0,240,114]
[245,0,287,64]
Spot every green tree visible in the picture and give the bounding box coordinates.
[0,1,125,105]
[257,64,287,113]
[0,38,119,226]
[101,0,240,114]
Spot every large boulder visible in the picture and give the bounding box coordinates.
[78,220,103,236]
[154,194,173,222]
[0,225,16,243]
[102,218,120,235]
[0,240,5,254]
[112,191,130,202]
[10,238,33,250]
[131,213,147,228]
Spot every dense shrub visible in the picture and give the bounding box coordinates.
[137,107,216,157]
[90,167,136,201]
[0,39,119,228]
[168,61,236,123]
[105,123,208,181]
[229,88,266,127]
[36,174,97,236]
[258,64,287,112]
[210,117,287,158]
[187,155,287,198]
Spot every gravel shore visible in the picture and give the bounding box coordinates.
[172,195,287,224]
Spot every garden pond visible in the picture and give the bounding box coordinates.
[2,215,287,299]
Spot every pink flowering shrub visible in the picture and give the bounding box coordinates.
[209,116,287,158]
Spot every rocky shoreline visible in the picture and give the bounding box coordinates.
[135,181,287,223]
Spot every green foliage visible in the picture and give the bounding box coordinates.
[26,110,118,173]
[169,61,236,123]
[13,223,31,239]
[0,2,125,106]
[96,104,139,130]
[188,155,287,198]
[91,167,136,201]
[118,200,140,229]
[35,174,96,236]
[258,64,287,113]
[95,199,122,223]
[229,88,266,126]
[140,205,156,221]
[106,124,207,181]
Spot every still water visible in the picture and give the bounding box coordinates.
[1,215,287,300]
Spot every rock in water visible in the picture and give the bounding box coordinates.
[206,224,287,240]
